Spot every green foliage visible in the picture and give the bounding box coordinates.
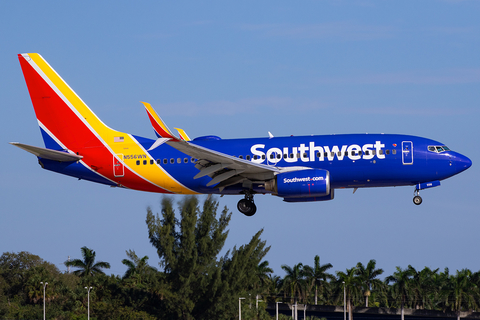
[4,197,480,319]
[146,196,270,320]
[65,247,111,278]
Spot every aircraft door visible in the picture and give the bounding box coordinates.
[114,154,125,177]
[402,141,413,165]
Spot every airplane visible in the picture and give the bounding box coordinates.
[11,53,472,216]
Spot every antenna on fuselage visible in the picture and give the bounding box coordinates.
[268,132,274,139]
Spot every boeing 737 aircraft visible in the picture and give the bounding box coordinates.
[12,53,472,216]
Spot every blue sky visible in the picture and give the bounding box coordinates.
[1,1,479,278]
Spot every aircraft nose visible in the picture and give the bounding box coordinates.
[455,153,472,173]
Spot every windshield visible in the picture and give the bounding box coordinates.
[428,145,450,153]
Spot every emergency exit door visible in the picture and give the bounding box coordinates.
[114,154,125,177]
[402,141,413,165]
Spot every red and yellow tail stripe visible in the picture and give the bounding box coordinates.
[19,53,196,194]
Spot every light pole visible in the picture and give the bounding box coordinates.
[343,281,346,320]
[40,281,48,320]
[85,286,93,320]
[276,301,284,320]
[256,294,263,309]
[239,297,245,320]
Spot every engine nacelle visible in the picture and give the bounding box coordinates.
[265,169,331,198]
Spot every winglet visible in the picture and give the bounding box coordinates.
[175,128,191,141]
[141,102,178,140]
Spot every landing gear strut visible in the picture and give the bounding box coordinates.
[237,192,257,216]
[413,189,422,205]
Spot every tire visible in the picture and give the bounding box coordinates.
[237,199,257,216]
[413,195,423,205]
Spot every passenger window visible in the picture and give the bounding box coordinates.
[331,152,334,157]
[156,159,161,164]
[191,158,196,163]
[372,150,376,155]
[316,152,321,158]
[270,154,274,159]
[136,160,140,165]
[177,158,181,163]
[262,155,266,160]
[184,158,188,163]
[143,160,147,165]
[324,152,328,157]
[170,158,174,164]
[246,155,251,160]
[283,154,287,159]
[359,151,362,156]
[163,159,167,164]
[386,150,390,155]
[239,155,243,159]
[253,155,258,160]
[290,153,294,158]
[150,160,154,165]
[365,151,369,155]
[379,150,384,155]
[392,150,396,155]
[337,152,341,156]
[277,154,281,159]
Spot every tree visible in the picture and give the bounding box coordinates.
[385,265,416,320]
[64,246,111,278]
[282,263,307,304]
[445,269,479,320]
[121,250,157,286]
[355,259,384,307]
[304,255,333,305]
[146,196,270,320]
[336,267,361,320]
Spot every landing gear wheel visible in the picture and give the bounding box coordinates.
[413,195,423,205]
[237,199,257,216]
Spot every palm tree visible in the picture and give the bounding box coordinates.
[337,267,361,320]
[282,263,306,304]
[304,255,333,305]
[411,267,439,310]
[356,259,384,307]
[65,246,111,277]
[385,265,416,320]
[445,269,479,320]
[121,250,157,285]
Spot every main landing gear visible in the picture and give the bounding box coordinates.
[413,189,422,205]
[237,192,257,216]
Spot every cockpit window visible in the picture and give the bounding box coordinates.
[428,145,450,153]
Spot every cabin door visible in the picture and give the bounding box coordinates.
[114,154,125,177]
[402,141,413,165]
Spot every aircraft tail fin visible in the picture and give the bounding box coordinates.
[18,53,119,152]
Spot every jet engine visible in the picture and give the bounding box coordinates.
[264,169,331,198]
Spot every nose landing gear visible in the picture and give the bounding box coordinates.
[237,192,257,216]
[413,189,422,205]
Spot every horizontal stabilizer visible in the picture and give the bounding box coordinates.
[10,142,83,162]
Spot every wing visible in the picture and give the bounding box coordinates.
[142,102,281,190]
[166,139,280,190]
